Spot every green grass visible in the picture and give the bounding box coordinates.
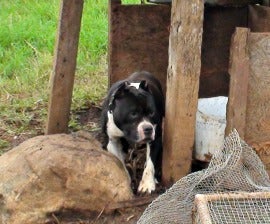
[0,0,143,150]
[0,0,110,147]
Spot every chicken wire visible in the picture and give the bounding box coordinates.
[137,129,270,224]
[193,192,270,224]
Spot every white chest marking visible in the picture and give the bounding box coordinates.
[107,111,124,138]
[106,112,130,183]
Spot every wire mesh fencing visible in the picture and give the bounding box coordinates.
[137,129,270,224]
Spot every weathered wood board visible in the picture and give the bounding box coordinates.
[46,0,84,134]
[226,28,270,174]
[249,4,270,32]
[246,33,270,144]
[162,0,204,186]
[225,28,249,138]
[205,0,260,5]
[200,6,248,97]
[109,4,248,97]
[108,3,171,94]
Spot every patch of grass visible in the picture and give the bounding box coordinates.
[0,0,110,137]
[122,0,142,4]
[1,0,59,138]
[0,0,139,149]
[0,139,9,154]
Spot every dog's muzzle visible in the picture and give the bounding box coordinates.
[143,124,154,138]
[137,121,155,143]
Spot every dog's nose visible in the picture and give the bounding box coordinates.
[143,125,153,136]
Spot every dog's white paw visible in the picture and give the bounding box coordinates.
[138,156,157,193]
[138,176,156,193]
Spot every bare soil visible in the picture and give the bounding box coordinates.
[0,103,208,223]
[60,105,164,224]
[0,104,165,224]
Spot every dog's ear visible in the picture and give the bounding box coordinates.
[108,81,130,112]
[115,81,130,97]
[139,80,149,91]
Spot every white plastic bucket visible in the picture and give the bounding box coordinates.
[195,96,228,162]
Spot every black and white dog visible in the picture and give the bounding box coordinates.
[101,71,164,193]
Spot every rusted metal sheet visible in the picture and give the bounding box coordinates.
[109,3,171,94]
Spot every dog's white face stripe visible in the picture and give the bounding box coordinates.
[129,82,140,89]
[107,111,124,138]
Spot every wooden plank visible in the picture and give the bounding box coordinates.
[200,6,248,97]
[162,0,204,186]
[226,30,270,175]
[246,32,270,176]
[249,5,270,32]
[108,4,171,94]
[225,28,249,138]
[108,4,248,97]
[245,32,270,144]
[205,0,260,5]
[46,0,84,134]
[262,0,270,6]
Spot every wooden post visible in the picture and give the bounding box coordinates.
[162,0,204,186]
[225,28,249,138]
[46,0,84,134]
[108,0,121,88]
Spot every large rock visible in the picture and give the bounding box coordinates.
[0,133,133,224]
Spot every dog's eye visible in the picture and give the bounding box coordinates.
[148,110,155,117]
[130,111,139,118]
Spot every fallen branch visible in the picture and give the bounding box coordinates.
[108,195,158,210]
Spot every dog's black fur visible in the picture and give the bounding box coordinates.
[101,71,164,193]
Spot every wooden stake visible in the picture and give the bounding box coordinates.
[46,0,84,134]
[162,0,204,186]
[225,28,249,138]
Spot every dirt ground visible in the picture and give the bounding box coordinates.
[1,104,207,223]
[0,105,164,224]
[62,105,164,224]
[48,201,152,224]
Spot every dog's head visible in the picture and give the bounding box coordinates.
[107,81,161,144]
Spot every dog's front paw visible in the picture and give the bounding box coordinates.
[138,174,156,194]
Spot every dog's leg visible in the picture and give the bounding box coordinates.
[138,143,156,193]
[106,111,131,182]
[107,137,131,183]
[106,111,126,163]
[107,137,125,164]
